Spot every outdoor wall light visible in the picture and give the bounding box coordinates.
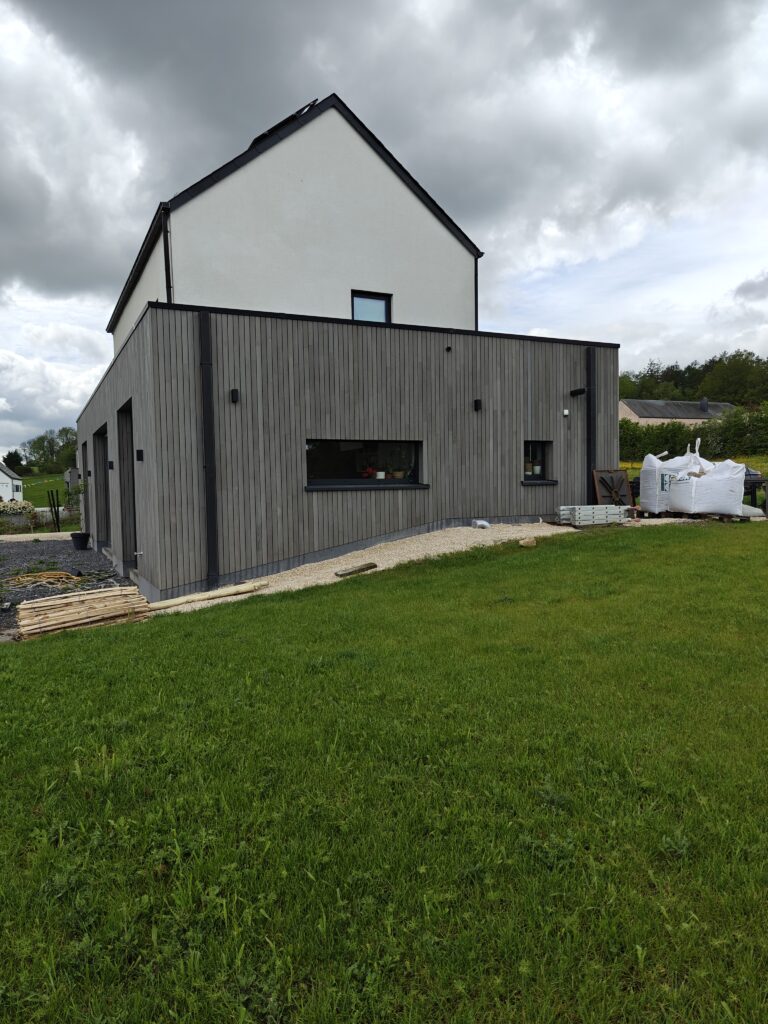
[474,398,482,412]
[445,345,452,352]
[136,449,144,462]
[563,409,570,417]
[230,388,239,404]
[108,460,114,470]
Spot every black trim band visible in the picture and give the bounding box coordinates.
[586,347,597,502]
[199,311,219,589]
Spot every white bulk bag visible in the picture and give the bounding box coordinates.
[638,439,714,513]
[668,460,746,516]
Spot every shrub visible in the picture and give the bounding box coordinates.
[0,500,35,516]
[620,405,768,461]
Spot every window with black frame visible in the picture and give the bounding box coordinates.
[306,440,421,487]
[523,440,553,481]
[351,291,391,323]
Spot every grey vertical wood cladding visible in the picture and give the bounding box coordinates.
[78,305,619,599]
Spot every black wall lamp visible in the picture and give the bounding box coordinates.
[230,388,239,404]
[473,398,482,412]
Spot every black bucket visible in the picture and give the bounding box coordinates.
[71,532,90,551]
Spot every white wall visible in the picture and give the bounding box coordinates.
[169,108,476,329]
[0,472,22,501]
[112,237,167,352]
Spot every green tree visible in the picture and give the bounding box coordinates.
[2,449,26,474]
[697,350,768,407]
[20,427,77,473]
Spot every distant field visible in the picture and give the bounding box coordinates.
[15,474,70,508]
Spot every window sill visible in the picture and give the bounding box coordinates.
[306,483,430,493]
[521,479,559,486]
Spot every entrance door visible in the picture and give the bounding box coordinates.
[117,401,137,567]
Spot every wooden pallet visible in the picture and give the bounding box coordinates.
[17,586,150,640]
[558,505,632,527]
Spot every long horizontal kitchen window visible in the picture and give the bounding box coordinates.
[306,439,422,487]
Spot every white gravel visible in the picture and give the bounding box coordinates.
[160,522,573,614]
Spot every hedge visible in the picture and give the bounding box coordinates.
[620,405,768,461]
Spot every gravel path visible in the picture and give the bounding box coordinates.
[158,517,716,616]
[0,538,129,634]
[159,523,575,614]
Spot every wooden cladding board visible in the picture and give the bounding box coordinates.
[79,305,619,597]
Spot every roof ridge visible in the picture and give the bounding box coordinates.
[106,93,482,333]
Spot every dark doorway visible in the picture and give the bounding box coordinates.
[92,426,111,548]
[117,401,138,568]
[80,441,90,533]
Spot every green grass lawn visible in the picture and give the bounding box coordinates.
[17,474,69,508]
[2,524,768,1022]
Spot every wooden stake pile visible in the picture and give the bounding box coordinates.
[17,586,150,640]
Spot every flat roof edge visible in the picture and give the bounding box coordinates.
[147,301,619,349]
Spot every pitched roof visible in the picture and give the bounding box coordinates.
[620,399,735,420]
[0,461,22,480]
[107,94,483,333]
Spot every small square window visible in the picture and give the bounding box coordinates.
[352,291,391,323]
[524,440,552,481]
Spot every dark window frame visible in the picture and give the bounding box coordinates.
[351,290,392,324]
[306,438,424,490]
[523,440,557,485]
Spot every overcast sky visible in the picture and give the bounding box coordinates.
[2,0,768,453]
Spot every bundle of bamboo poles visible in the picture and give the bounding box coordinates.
[17,586,150,640]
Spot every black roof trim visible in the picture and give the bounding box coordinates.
[106,93,483,333]
[148,300,619,348]
[167,94,483,257]
[81,301,617,424]
[106,203,165,333]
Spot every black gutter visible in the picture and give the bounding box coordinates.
[585,347,597,502]
[199,311,219,589]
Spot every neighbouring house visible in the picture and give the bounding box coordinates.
[619,397,735,426]
[78,94,619,601]
[0,462,23,502]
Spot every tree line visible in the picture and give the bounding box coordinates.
[620,349,768,406]
[3,427,77,475]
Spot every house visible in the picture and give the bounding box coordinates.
[0,462,23,502]
[619,398,735,426]
[78,94,619,602]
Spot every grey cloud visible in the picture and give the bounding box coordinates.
[734,271,768,302]
[2,0,767,385]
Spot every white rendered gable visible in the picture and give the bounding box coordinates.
[168,108,475,329]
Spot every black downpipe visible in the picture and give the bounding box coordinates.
[473,256,479,331]
[161,204,173,303]
[199,311,219,589]
[586,346,597,502]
